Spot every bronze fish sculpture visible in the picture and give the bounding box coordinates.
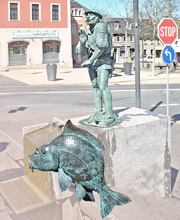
[28,120,131,218]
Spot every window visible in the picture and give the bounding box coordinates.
[8,2,20,21]
[8,41,29,65]
[51,4,60,21]
[151,49,153,55]
[156,50,161,58]
[143,39,147,44]
[78,24,84,31]
[124,36,126,42]
[72,24,76,35]
[150,40,154,44]
[30,3,41,21]
[117,36,121,42]
[72,8,82,16]
[130,36,133,42]
[114,22,119,29]
[128,23,131,29]
[143,49,147,56]
[43,40,61,63]
[75,9,78,16]
[32,4,39,20]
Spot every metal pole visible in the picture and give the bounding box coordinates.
[166,64,169,116]
[133,0,141,108]
[142,34,144,68]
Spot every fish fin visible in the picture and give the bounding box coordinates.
[63,120,104,151]
[58,168,72,192]
[83,190,95,202]
[75,184,86,202]
[100,185,131,218]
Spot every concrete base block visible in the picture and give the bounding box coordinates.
[71,107,171,198]
[23,107,171,203]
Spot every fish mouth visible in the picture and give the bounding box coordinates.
[28,156,34,172]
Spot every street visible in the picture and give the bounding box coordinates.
[0,83,180,121]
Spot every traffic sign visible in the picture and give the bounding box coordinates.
[158,18,178,45]
[162,46,175,64]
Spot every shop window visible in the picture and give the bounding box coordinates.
[51,4,61,21]
[30,3,41,21]
[8,41,29,65]
[8,2,20,21]
[43,40,61,63]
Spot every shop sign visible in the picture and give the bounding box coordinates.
[12,32,59,39]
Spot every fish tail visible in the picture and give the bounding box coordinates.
[100,185,131,218]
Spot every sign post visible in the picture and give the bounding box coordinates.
[158,18,178,116]
[162,46,175,116]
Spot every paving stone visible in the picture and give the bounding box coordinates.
[0,177,49,214]
[0,153,20,172]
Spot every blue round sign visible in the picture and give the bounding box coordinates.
[162,46,175,64]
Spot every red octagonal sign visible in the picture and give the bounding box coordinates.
[158,18,178,45]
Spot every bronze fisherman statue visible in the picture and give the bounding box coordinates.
[76,10,120,127]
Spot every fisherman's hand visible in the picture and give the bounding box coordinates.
[81,60,93,67]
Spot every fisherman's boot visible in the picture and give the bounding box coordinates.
[98,87,116,127]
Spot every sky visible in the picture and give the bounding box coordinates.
[77,0,144,17]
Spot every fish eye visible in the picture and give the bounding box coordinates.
[42,150,46,154]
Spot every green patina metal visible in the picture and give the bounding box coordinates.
[76,10,121,127]
[28,120,131,218]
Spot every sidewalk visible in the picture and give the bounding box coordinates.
[0,64,180,86]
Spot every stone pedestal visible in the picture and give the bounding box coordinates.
[23,107,171,202]
[71,107,171,197]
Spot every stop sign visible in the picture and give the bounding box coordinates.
[158,18,178,45]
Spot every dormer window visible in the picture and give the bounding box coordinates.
[114,22,119,29]
[72,8,82,16]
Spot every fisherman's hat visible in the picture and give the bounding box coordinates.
[84,9,102,19]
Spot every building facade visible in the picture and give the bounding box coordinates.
[106,18,135,63]
[0,0,72,67]
[71,0,88,65]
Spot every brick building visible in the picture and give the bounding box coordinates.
[0,0,72,67]
[71,0,88,65]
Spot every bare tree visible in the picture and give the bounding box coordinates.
[104,0,133,62]
[142,0,180,75]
